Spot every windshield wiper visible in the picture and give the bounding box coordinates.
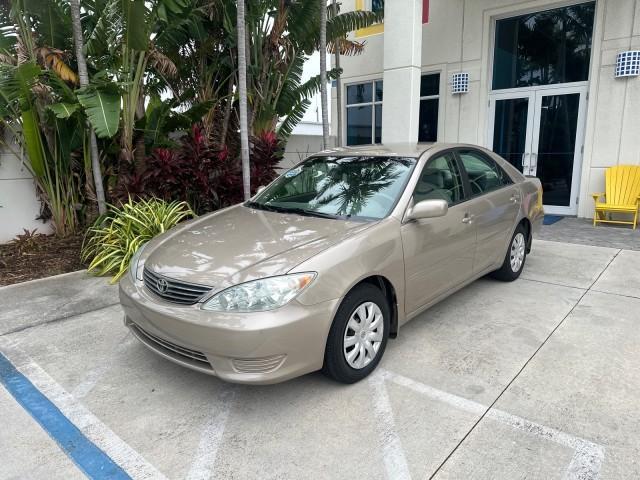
[245,201,279,213]
[277,206,347,219]
[247,201,348,220]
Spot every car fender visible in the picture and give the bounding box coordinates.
[292,217,407,325]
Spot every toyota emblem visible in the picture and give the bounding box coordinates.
[156,278,169,293]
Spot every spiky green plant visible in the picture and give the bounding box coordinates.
[82,197,194,283]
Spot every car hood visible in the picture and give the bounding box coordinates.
[143,204,374,288]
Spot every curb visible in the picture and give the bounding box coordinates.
[0,269,98,291]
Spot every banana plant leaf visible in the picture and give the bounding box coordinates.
[21,108,46,178]
[122,0,148,52]
[76,85,121,138]
[48,102,80,119]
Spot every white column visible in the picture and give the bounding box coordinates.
[381,0,422,145]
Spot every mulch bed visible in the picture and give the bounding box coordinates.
[0,231,87,287]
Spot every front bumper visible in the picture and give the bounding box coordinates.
[119,275,340,384]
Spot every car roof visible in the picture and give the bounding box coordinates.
[312,142,478,159]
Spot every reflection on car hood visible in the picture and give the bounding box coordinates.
[144,204,374,287]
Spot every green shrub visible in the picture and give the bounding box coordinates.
[82,198,194,283]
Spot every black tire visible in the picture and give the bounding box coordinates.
[322,283,390,384]
[491,223,528,282]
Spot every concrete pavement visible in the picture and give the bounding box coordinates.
[0,239,638,479]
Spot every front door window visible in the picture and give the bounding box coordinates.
[412,152,464,205]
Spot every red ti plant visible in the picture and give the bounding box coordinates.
[250,130,283,194]
[114,125,284,214]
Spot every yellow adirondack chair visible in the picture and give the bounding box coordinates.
[592,165,640,229]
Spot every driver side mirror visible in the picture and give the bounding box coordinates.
[256,185,266,194]
[405,199,448,221]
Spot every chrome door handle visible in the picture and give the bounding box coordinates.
[521,152,529,167]
[462,214,475,224]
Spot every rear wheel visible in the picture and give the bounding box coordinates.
[491,224,528,282]
[322,284,390,384]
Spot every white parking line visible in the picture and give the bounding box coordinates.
[72,333,136,400]
[185,388,236,480]
[369,372,412,480]
[374,369,605,480]
[0,337,168,480]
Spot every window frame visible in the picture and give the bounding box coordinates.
[418,72,441,143]
[345,79,383,146]
[411,149,469,208]
[454,148,514,198]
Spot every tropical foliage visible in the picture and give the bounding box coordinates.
[81,197,194,282]
[0,0,383,238]
[115,125,283,213]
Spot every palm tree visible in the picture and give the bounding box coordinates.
[332,0,342,147]
[319,0,329,149]
[69,0,106,215]
[237,0,251,200]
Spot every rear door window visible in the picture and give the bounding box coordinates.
[458,149,513,196]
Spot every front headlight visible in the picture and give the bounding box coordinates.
[202,273,316,312]
[128,243,147,283]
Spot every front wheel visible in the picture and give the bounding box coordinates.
[322,284,390,384]
[491,224,528,282]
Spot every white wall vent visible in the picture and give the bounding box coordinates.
[451,73,469,94]
[615,51,640,78]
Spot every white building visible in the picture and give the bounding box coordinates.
[0,135,52,242]
[282,51,331,168]
[332,0,640,218]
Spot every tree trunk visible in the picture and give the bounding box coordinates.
[69,0,106,215]
[220,74,235,147]
[332,0,343,147]
[237,0,251,200]
[319,0,330,149]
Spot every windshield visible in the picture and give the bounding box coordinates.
[247,156,416,220]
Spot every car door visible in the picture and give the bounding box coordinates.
[401,151,476,315]
[457,148,521,273]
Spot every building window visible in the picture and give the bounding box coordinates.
[492,2,595,90]
[360,0,384,13]
[356,0,429,37]
[418,73,439,143]
[370,0,384,14]
[346,80,383,146]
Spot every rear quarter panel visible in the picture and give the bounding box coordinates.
[520,176,544,236]
[481,146,544,236]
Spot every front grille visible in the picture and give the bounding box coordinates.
[231,355,286,374]
[129,321,213,371]
[143,268,212,305]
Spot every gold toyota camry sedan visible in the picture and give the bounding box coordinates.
[120,143,543,384]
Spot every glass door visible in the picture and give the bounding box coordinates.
[489,92,535,174]
[489,86,587,215]
[531,86,587,215]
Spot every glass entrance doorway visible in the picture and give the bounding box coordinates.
[489,86,587,215]
[488,2,595,215]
